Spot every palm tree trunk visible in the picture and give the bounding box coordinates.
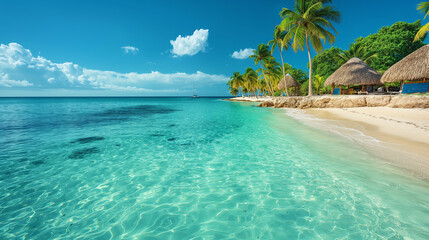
[278,45,289,97]
[306,33,313,96]
[259,62,274,96]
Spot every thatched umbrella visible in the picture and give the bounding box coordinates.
[278,74,300,89]
[381,45,429,83]
[324,57,382,87]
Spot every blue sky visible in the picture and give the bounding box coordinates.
[0,0,425,96]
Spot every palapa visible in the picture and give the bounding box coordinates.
[381,45,429,83]
[278,74,300,89]
[324,57,381,87]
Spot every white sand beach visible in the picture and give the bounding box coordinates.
[305,107,429,178]
[226,97,273,102]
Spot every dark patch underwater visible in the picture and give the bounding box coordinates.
[68,147,100,159]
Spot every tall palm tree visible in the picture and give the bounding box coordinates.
[269,26,291,96]
[337,42,377,65]
[415,2,429,42]
[280,0,340,96]
[250,44,275,96]
[263,57,282,93]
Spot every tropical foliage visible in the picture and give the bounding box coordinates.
[227,1,427,97]
[312,47,342,79]
[337,42,378,65]
[268,26,291,96]
[415,2,429,41]
[249,44,276,96]
[280,0,340,96]
[356,21,426,72]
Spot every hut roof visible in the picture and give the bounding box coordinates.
[278,74,300,89]
[381,45,429,83]
[324,57,382,87]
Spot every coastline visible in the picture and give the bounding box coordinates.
[223,96,273,103]
[301,107,429,179]
[225,96,429,178]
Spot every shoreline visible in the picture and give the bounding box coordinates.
[223,96,273,103]
[300,107,429,179]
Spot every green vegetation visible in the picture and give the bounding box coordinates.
[227,1,427,97]
[312,47,342,79]
[356,21,425,72]
[415,2,429,41]
[269,26,290,96]
[337,42,378,65]
[280,0,340,96]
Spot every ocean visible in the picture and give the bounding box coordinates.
[1,97,428,239]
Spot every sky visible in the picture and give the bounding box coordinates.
[0,0,426,96]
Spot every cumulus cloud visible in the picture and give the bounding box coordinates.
[0,43,228,95]
[0,73,33,87]
[121,46,139,54]
[231,48,255,59]
[170,29,209,57]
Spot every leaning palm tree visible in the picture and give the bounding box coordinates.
[269,26,291,96]
[337,42,377,65]
[263,57,282,93]
[280,0,340,96]
[414,2,429,42]
[250,44,275,96]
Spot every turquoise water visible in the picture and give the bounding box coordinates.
[0,97,428,239]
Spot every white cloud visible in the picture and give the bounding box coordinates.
[231,48,255,59]
[0,43,228,95]
[170,29,209,57]
[121,46,139,54]
[0,73,33,87]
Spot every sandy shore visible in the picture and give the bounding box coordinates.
[304,107,429,178]
[225,97,273,102]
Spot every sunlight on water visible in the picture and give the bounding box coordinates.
[0,98,428,239]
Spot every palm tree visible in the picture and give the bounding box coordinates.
[269,26,291,96]
[263,58,282,94]
[337,42,377,65]
[227,78,238,96]
[229,72,244,97]
[415,2,429,42]
[250,44,275,96]
[243,67,259,97]
[280,0,340,96]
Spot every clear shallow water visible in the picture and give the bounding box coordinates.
[0,97,428,239]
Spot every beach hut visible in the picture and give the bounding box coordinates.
[381,45,429,94]
[324,57,382,95]
[278,74,300,96]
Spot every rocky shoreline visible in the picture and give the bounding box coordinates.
[226,95,429,109]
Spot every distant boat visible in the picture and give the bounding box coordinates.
[192,84,199,98]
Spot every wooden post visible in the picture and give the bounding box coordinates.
[400,80,404,92]
[331,84,334,94]
[339,86,342,95]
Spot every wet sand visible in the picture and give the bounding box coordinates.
[304,107,429,179]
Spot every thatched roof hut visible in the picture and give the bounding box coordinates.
[381,45,429,83]
[278,74,300,89]
[324,57,382,87]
